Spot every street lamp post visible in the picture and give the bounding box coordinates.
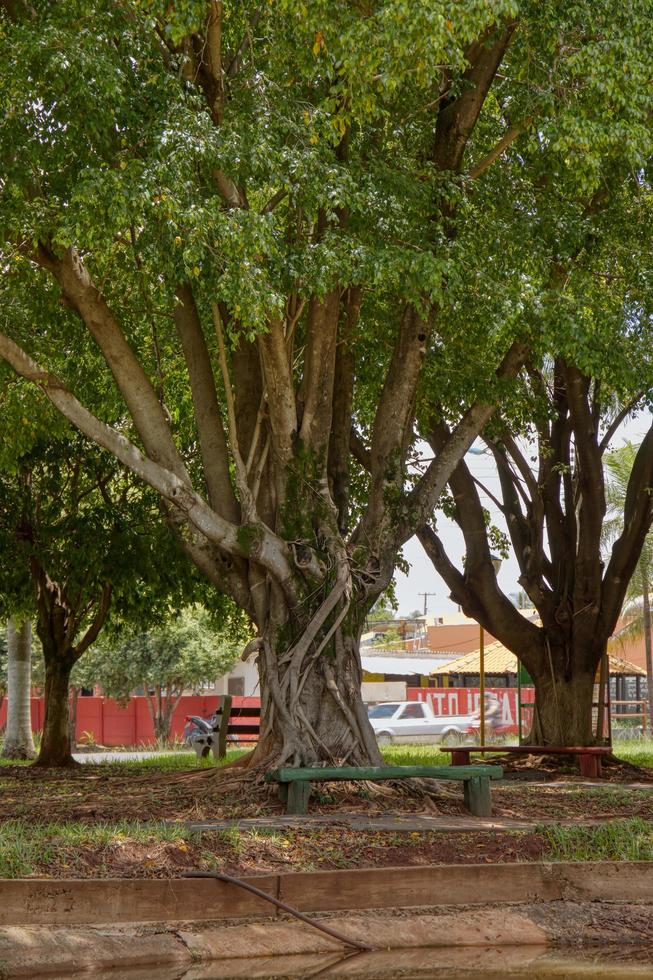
[479,554,503,748]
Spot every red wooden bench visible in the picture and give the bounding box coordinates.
[441,744,612,778]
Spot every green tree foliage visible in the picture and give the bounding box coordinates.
[371,627,402,648]
[75,606,246,742]
[0,426,210,764]
[1,0,652,764]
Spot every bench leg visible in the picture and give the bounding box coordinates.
[277,783,289,805]
[578,754,601,779]
[463,776,492,818]
[450,750,471,766]
[286,781,312,815]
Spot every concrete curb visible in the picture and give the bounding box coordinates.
[2,861,653,927]
[0,924,191,977]
[2,903,653,978]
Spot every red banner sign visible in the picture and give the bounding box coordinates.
[408,686,534,733]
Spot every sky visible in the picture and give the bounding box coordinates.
[394,410,653,618]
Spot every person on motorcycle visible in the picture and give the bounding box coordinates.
[484,693,503,732]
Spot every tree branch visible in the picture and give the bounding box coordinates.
[73,584,113,658]
[468,117,532,179]
[602,423,653,633]
[0,330,299,596]
[565,363,605,606]
[433,23,517,173]
[417,524,542,657]
[398,338,529,543]
[298,290,341,465]
[174,284,239,521]
[211,302,257,520]
[257,316,297,474]
[599,394,645,453]
[38,246,190,484]
[328,287,362,534]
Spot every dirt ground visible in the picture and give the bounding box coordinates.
[1,755,652,879]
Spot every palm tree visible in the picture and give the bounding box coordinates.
[1,619,37,759]
[604,443,653,736]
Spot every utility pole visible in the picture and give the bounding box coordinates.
[418,592,437,616]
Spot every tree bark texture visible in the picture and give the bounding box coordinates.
[251,587,382,767]
[1,619,36,760]
[525,641,600,747]
[36,647,77,767]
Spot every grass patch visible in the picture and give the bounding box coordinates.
[0,820,194,878]
[85,749,248,773]
[542,818,653,862]
[381,744,449,766]
[613,740,653,770]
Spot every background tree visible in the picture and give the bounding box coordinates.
[1,0,651,765]
[420,379,653,747]
[75,606,245,743]
[0,420,203,766]
[0,620,36,760]
[411,19,653,747]
[604,443,653,737]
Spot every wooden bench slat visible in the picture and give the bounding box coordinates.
[441,744,610,779]
[266,764,503,783]
[266,764,502,818]
[440,745,610,755]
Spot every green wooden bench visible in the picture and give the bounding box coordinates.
[265,764,503,818]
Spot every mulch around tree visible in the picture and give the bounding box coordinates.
[490,751,653,783]
[2,758,653,825]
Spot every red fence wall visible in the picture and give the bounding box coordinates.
[0,687,534,745]
[408,686,535,733]
[0,695,261,747]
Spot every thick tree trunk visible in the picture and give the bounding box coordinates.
[251,597,382,768]
[527,652,598,747]
[36,651,77,767]
[1,619,36,760]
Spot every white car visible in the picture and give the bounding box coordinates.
[367,700,476,745]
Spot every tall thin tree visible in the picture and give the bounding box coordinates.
[1,619,36,760]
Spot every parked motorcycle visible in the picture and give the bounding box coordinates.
[183,710,236,760]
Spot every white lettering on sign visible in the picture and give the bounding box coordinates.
[405,687,535,735]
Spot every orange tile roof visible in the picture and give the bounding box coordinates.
[434,642,645,677]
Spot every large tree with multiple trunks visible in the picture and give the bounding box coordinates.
[418,171,653,745]
[1,0,650,764]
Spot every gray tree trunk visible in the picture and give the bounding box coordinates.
[1,619,36,760]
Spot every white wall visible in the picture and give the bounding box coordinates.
[214,656,260,697]
[361,681,407,703]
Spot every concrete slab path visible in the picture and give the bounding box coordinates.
[180,811,613,833]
